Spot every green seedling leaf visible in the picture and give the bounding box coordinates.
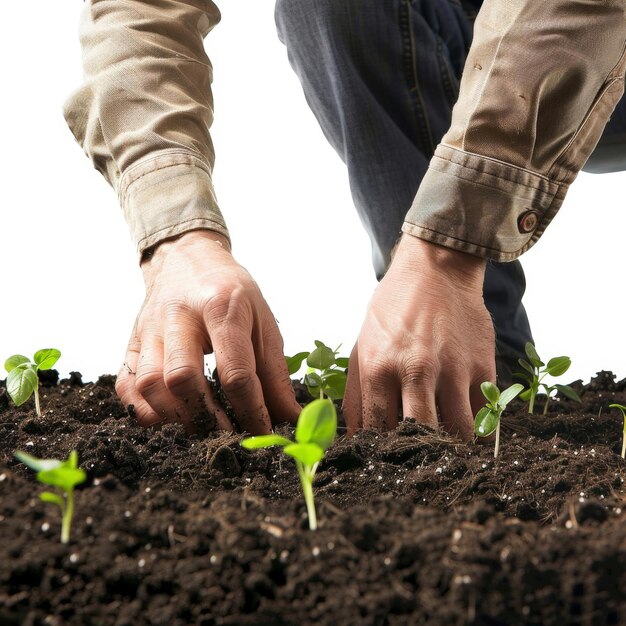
[518,389,532,401]
[7,367,38,406]
[335,357,349,369]
[38,466,87,492]
[480,381,500,406]
[545,356,571,377]
[524,342,543,367]
[304,371,323,388]
[322,373,347,401]
[14,450,62,472]
[286,351,309,376]
[40,492,65,508]
[34,349,61,371]
[554,384,581,403]
[517,359,535,376]
[295,398,337,450]
[307,344,335,370]
[241,434,293,449]
[474,407,499,437]
[498,383,524,407]
[4,354,29,372]
[284,442,325,466]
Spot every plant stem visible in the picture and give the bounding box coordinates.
[494,421,501,459]
[34,385,41,418]
[528,391,535,415]
[622,420,625,459]
[296,462,317,530]
[543,395,550,415]
[61,491,73,544]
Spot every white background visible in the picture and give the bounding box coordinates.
[1,1,624,386]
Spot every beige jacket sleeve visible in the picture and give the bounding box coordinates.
[403,0,626,262]
[63,0,229,256]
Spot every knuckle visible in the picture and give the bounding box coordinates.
[163,364,200,394]
[134,370,163,397]
[401,354,438,383]
[219,366,254,396]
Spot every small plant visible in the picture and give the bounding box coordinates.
[608,404,626,459]
[4,349,61,417]
[286,340,349,400]
[14,450,86,544]
[474,381,524,458]
[241,398,337,530]
[515,342,581,414]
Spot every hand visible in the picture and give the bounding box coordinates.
[343,235,495,440]
[115,230,301,434]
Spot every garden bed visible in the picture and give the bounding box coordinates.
[1,370,625,625]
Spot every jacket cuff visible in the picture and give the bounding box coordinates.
[402,145,568,262]
[118,150,230,256]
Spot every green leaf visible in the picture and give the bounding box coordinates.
[518,389,532,401]
[480,381,500,406]
[295,398,337,450]
[322,372,347,401]
[554,384,581,403]
[609,403,626,413]
[498,383,524,408]
[40,491,65,508]
[517,359,536,376]
[14,450,62,472]
[4,355,30,373]
[241,434,293,449]
[37,466,86,492]
[283,442,325,466]
[6,367,38,406]
[307,345,335,370]
[285,352,309,376]
[545,356,571,377]
[524,343,544,368]
[34,349,61,371]
[335,357,350,369]
[474,407,500,437]
[304,372,323,388]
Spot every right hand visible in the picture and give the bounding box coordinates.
[115,230,301,434]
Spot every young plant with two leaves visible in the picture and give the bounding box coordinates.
[241,398,337,530]
[286,340,349,400]
[474,381,524,458]
[516,342,581,414]
[14,450,86,544]
[4,349,61,417]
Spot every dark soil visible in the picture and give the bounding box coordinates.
[1,370,625,626]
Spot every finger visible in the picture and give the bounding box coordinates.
[342,344,363,435]
[254,314,301,426]
[116,334,163,428]
[360,356,400,432]
[208,317,272,436]
[162,311,233,432]
[400,366,438,431]
[436,374,474,441]
[135,335,193,428]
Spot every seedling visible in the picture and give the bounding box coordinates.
[4,349,61,417]
[14,450,86,544]
[515,342,581,414]
[286,340,349,400]
[474,381,524,458]
[241,398,337,530]
[608,404,626,459]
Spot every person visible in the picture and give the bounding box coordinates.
[63,0,626,438]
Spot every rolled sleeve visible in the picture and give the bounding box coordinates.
[63,0,229,256]
[403,0,626,261]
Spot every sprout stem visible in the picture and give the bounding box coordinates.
[622,423,625,460]
[296,462,317,530]
[34,386,41,418]
[61,491,73,544]
[543,395,550,415]
[494,421,501,459]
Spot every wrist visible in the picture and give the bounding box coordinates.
[393,234,486,291]
[140,230,231,279]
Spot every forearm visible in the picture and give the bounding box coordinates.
[403,0,626,261]
[64,0,229,256]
